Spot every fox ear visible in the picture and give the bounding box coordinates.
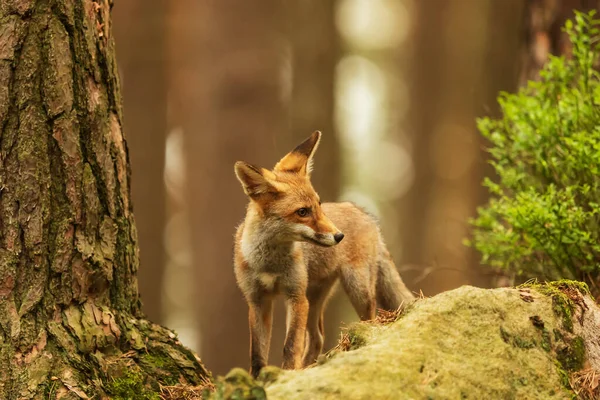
[234,161,277,197]
[274,131,321,176]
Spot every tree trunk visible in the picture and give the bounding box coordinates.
[284,0,343,353]
[399,0,524,293]
[520,0,600,84]
[285,1,339,200]
[0,1,209,398]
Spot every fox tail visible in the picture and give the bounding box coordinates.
[376,243,414,310]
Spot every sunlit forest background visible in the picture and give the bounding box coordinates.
[111,0,598,375]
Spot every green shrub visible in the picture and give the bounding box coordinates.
[467,11,600,295]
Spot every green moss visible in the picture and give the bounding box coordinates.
[553,359,575,393]
[142,353,168,368]
[556,280,590,296]
[43,380,59,399]
[499,326,511,343]
[554,329,564,342]
[500,326,537,349]
[105,369,160,400]
[347,332,366,350]
[257,366,282,385]
[343,324,369,351]
[513,335,537,349]
[519,279,590,296]
[519,280,589,332]
[557,336,586,372]
[540,329,552,352]
[214,284,592,399]
[260,286,578,399]
[207,368,266,400]
[139,350,181,386]
[530,316,552,352]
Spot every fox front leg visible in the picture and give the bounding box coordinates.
[248,297,274,378]
[282,295,309,370]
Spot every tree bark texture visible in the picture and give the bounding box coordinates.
[0,1,209,398]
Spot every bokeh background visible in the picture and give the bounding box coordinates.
[111,0,599,375]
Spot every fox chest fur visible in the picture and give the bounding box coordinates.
[234,220,310,299]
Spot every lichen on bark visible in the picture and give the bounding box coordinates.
[0,0,210,398]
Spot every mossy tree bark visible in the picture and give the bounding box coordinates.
[0,1,209,398]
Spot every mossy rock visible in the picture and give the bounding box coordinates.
[207,368,267,400]
[214,282,600,399]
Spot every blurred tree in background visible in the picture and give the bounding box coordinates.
[284,0,343,353]
[520,0,600,83]
[113,0,167,325]
[397,0,524,292]
[168,0,289,375]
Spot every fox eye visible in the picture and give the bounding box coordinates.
[296,208,310,217]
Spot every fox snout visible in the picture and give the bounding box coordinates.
[308,229,343,246]
[306,211,344,246]
[309,231,344,247]
[303,213,344,246]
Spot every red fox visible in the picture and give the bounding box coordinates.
[233,131,414,377]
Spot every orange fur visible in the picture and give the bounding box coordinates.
[233,131,413,377]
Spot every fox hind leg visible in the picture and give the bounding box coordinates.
[282,295,309,370]
[340,263,377,321]
[303,277,337,367]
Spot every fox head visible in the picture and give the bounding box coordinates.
[234,131,344,247]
